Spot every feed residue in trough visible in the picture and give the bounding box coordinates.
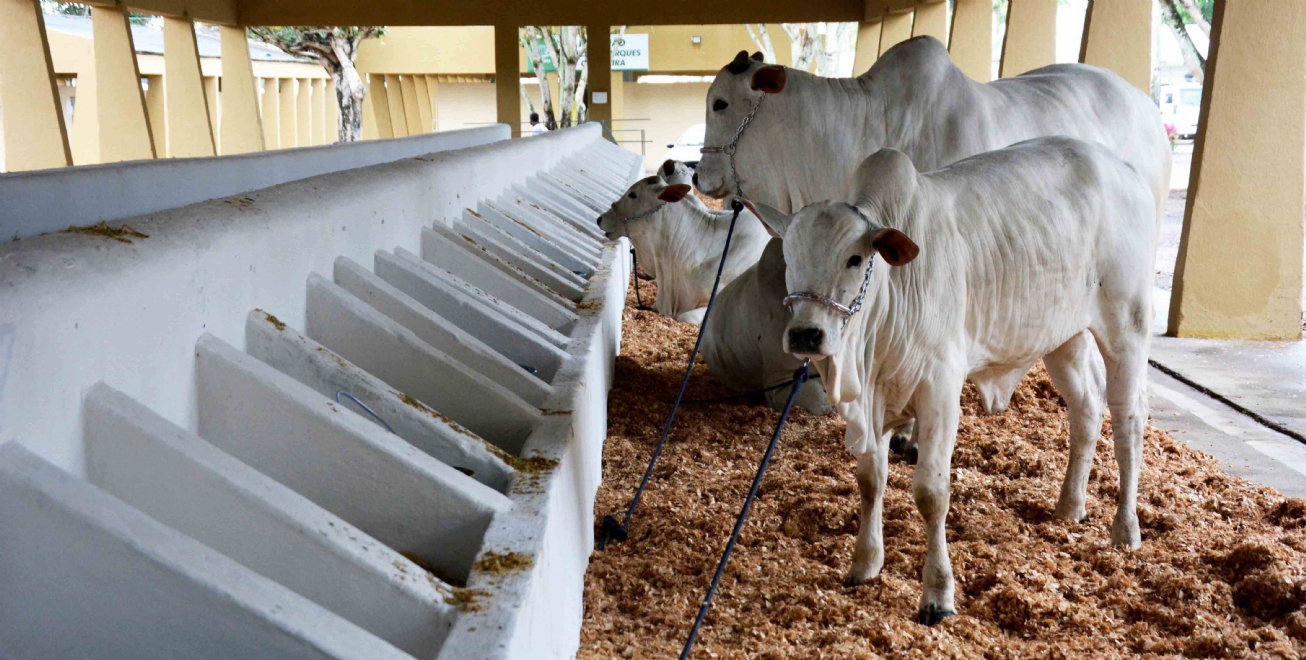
[579,280,1306,659]
[60,221,149,244]
[475,550,536,575]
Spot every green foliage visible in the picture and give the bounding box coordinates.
[1177,0,1214,24]
[246,26,386,63]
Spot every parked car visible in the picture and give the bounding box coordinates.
[1160,83,1202,139]
[665,124,706,168]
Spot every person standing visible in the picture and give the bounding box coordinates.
[529,112,548,136]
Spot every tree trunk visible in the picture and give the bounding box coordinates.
[523,27,557,129]
[329,38,366,142]
[1158,0,1206,81]
[1176,0,1211,35]
[745,24,777,63]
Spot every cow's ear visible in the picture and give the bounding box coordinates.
[869,228,919,266]
[743,199,791,239]
[751,66,787,93]
[750,51,765,62]
[658,183,692,203]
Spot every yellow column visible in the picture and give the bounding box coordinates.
[0,0,72,170]
[261,78,280,149]
[399,75,423,135]
[879,10,915,56]
[325,80,340,142]
[312,78,326,144]
[587,25,612,125]
[495,25,521,135]
[608,71,623,127]
[1000,0,1057,78]
[412,75,434,133]
[1079,0,1152,93]
[385,74,409,137]
[949,0,992,82]
[278,77,296,147]
[853,19,883,73]
[162,16,215,158]
[424,75,440,131]
[367,74,393,139]
[1169,0,1306,340]
[204,77,219,147]
[92,1,155,162]
[219,25,263,154]
[911,1,948,43]
[296,78,311,146]
[71,65,100,165]
[144,75,166,156]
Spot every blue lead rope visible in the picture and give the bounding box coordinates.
[599,199,745,550]
[679,360,810,659]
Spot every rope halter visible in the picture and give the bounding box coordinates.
[699,95,765,198]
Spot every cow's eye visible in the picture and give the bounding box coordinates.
[846,255,863,269]
[628,192,636,199]
[712,99,729,112]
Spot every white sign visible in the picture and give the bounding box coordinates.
[611,34,649,72]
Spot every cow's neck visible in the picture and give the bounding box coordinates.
[644,201,753,319]
[753,72,887,212]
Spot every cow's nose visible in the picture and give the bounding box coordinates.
[691,172,700,189]
[788,327,825,354]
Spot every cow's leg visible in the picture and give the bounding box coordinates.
[1044,330,1106,522]
[845,434,890,586]
[1093,329,1147,549]
[912,377,963,625]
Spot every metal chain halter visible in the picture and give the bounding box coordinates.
[700,95,765,198]
[782,259,875,328]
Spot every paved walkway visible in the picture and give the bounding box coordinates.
[1148,288,1306,498]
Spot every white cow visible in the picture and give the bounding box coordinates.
[696,39,1171,219]
[597,173,770,324]
[752,138,1156,624]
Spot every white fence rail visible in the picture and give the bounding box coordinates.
[0,123,641,659]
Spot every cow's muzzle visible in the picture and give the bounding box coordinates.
[787,327,825,356]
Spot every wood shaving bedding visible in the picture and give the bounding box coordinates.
[579,281,1306,659]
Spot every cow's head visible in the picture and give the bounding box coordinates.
[659,159,696,188]
[696,50,786,199]
[748,151,920,363]
[597,175,693,241]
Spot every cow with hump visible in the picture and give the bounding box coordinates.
[597,161,831,413]
[750,138,1157,624]
[697,36,1170,456]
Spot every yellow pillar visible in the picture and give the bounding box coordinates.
[296,78,311,146]
[204,77,219,147]
[278,77,296,147]
[495,25,521,135]
[1079,0,1152,93]
[325,79,340,142]
[219,25,263,154]
[1169,0,1306,340]
[587,25,612,125]
[385,74,409,137]
[261,78,280,149]
[312,78,326,144]
[92,1,155,162]
[424,75,440,131]
[0,0,72,170]
[879,10,915,56]
[949,0,992,82]
[144,75,166,156]
[608,72,624,127]
[399,75,423,135]
[911,1,948,43]
[853,19,883,73]
[412,75,434,133]
[162,16,215,158]
[367,74,393,139]
[1000,0,1057,78]
[71,65,100,165]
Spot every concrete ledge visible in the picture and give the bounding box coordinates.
[83,383,457,658]
[0,442,412,660]
[0,126,510,241]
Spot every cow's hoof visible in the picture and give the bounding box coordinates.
[1111,514,1141,549]
[889,434,909,455]
[904,445,918,465]
[917,604,956,626]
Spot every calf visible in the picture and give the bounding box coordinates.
[597,172,769,324]
[752,138,1155,624]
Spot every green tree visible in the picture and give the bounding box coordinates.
[247,27,385,142]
